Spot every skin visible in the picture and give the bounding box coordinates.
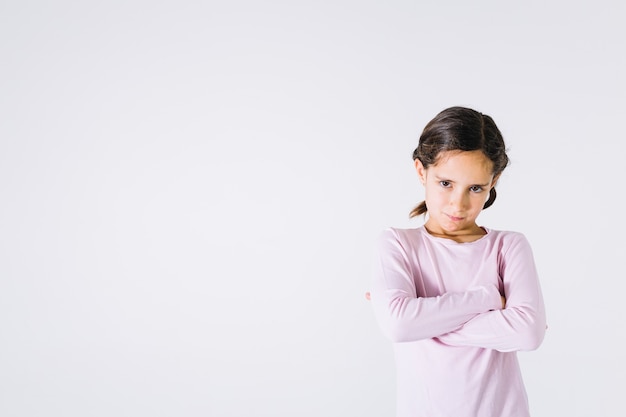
[365,150,505,308]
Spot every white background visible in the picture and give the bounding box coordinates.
[1,1,625,416]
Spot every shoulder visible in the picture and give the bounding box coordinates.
[378,227,422,243]
[485,228,534,254]
[377,227,423,253]
[486,228,527,242]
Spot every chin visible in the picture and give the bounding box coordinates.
[442,222,468,233]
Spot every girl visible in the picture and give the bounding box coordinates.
[369,106,546,417]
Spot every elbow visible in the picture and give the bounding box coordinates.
[376,316,412,343]
[373,295,419,343]
[496,306,546,352]
[385,321,414,343]
[518,316,547,351]
[519,328,545,351]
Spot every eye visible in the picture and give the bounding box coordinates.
[439,181,451,188]
[470,185,484,193]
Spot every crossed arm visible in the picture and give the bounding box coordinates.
[368,231,546,351]
[366,291,506,309]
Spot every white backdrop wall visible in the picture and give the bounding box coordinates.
[1,1,624,416]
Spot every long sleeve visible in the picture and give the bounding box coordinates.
[370,229,502,343]
[371,226,541,417]
[436,233,546,351]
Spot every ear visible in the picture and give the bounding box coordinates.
[414,159,427,184]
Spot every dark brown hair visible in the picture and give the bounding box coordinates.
[409,106,510,218]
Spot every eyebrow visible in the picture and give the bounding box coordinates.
[434,175,491,187]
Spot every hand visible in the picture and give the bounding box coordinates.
[365,291,371,301]
[501,296,506,309]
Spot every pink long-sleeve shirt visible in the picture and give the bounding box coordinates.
[371,226,546,417]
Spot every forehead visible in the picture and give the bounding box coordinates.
[431,150,494,178]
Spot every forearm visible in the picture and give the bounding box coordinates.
[435,299,546,351]
[371,285,502,343]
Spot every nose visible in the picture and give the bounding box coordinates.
[449,190,469,211]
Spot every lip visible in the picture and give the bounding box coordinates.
[446,214,464,222]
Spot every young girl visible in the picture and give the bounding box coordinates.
[369,106,546,417]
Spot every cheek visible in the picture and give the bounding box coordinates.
[424,187,446,203]
[470,194,489,208]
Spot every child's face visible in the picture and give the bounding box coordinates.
[415,150,498,237]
